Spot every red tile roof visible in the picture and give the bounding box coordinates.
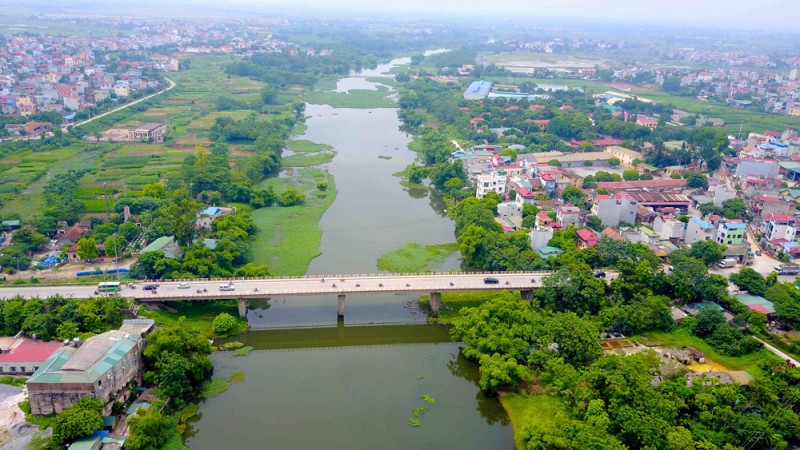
[764,213,794,222]
[0,338,62,363]
[596,179,686,190]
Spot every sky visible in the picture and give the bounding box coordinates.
[225,0,798,28]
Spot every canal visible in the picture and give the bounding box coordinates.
[187,54,514,449]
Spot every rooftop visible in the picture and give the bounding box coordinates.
[0,338,63,363]
[722,222,747,230]
[596,179,687,191]
[28,331,141,385]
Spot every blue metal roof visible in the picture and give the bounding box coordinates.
[464,80,492,98]
[690,217,712,229]
[723,222,747,230]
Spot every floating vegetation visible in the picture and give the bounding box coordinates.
[201,379,228,398]
[219,341,245,350]
[421,394,437,406]
[227,371,246,383]
[407,418,422,427]
[378,155,392,160]
[413,407,428,417]
[232,346,253,357]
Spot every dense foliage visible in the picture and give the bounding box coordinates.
[0,295,127,340]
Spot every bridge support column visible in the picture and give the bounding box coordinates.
[519,290,533,302]
[237,298,247,318]
[337,294,346,321]
[429,291,441,315]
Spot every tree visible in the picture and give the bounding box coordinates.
[478,353,530,391]
[536,263,608,315]
[622,169,639,181]
[548,159,562,167]
[277,188,305,206]
[730,268,766,295]
[212,313,238,336]
[561,186,588,209]
[125,408,178,450]
[684,171,708,189]
[721,198,746,219]
[104,235,127,259]
[56,321,79,341]
[118,221,141,242]
[52,398,105,447]
[692,307,726,338]
[608,157,621,168]
[76,237,99,262]
[687,240,727,266]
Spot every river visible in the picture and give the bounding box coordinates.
[186,53,514,449]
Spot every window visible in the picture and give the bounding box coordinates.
[10,367,15,372]
[20,366,25,373]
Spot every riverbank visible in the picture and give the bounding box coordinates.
[418,291,518,324]
[376,242,459,272]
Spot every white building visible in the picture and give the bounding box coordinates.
[591,192,637,227]
[713,186,736,207]
[685,217,714,244]
[497,202,522,220]
[556,205,583,227]
[734,159,779,178]
[652,215,685,242]
[762,213,797,241]
[476,172,506,198]
[529,227,554,251]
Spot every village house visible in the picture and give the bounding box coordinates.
[653,215,686,243]
[603,146,643,168]
[684,217,715,244]
[761,213,797,241]
[0,336,63,375]
[127,123,166,143]
[591,192,638,227]
[556,205,583,227]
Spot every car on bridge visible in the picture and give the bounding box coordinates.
[483,277,499,284]
[143,284,159,291]
[178,283,191,289]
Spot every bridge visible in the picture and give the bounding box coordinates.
[0,271,616,318]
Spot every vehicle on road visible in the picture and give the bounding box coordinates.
[219,283,235,291]
[756,251,762,256]
[97,282,120,293]
[483,277,499,284]
[143,284,159,291]
[178,283,190,289]
[593,272,606,278]
[718,258,737,268]
[775,264,800,275]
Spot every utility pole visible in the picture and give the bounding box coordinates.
[104,182,110,219]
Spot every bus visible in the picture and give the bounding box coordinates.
[97,282,121,292]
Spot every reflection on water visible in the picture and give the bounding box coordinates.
[186,335,513,450]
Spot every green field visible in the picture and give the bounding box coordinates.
[500,394,567,449]
[287,139,332,153]
[249,168,336,275]
[376,242,459,273]
[303,85,396,108]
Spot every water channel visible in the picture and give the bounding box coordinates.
[186,54,515,449]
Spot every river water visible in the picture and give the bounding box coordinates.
[187,53,514,449]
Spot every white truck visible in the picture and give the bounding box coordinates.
[718,258,737,268]
[774,264,800,275]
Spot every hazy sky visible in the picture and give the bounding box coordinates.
[245,0,798,28]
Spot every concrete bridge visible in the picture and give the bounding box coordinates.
[0,271,616,318]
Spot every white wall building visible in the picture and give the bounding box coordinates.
[476,172,506,198]
[762,213,797,241]
[685,217,715,244]
[591,192,637,227]
[529,227,554,251]
[713,186,736,207]
[652,215,685,241]
[497,202,522,220]
[556,205,583,227]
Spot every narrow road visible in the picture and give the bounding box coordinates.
[62,77,175,132]
[753,337,800,367]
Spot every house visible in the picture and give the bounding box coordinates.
[601,227,624,241]
[535,212,553,228]
[635,115,659,129]
[139,236,183,259]
[736,293,776,315]
[685,217,714,244]
[67,243,105,263]
[537,246,563,259]
[591,192,638,227]
[127,123,166,143]
[752,196,792,218]
[734,158,779,178]
[56,225,86,245]
[604,146,643,168]
[577,229,600,249]
[716,221,747,246]
[476,172,506,198]
[27,330,145,415]
[195,206,236,230]
[529,227,554,251]
[556,205,583,227]
[637,226,661,244]
[761,213,797,241]
[0,337,63,375]
[463,80,492,100]
[652,215,685,243]
[596,179,687,192]
[628,192,690,212]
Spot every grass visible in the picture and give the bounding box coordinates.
[418,291,516,324]
[249,168,337,275]
[287,139,332,153]
[231,346,253,357]
[281,151,335,167]
[303,85,396,108]
[500,393,567,449]
[0,375,26,386]
[376,243,459,273]
[201,378,228,398]
[140,300,245,337]
[636,327,774,379]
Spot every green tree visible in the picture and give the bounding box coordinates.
[277,188,305,206]
[76,237,99,262]
[125,408,178,450]
[622,169,640,181]
[730,268,766,295]
[51,398,105,447]
[212,313,238,336]
[56,321,79,341]
[478,353,530,391]
[687,240,727,266]
[608,157,621,167]
[118,221,141,242]
[692,307,726,338]
[536,263,608,315]
[561,186,588,209]
[104,235,127,259]
[684,171,708,189]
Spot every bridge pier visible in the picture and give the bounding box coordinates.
[237,298,247,318]
[429,291,441,315]
[337,294,346,321]
[519,290,533,302]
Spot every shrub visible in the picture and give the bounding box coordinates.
[212,313,238,336]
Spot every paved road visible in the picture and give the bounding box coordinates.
[62,77,175,132]
[0,271,617,301]
[754,337,800,367]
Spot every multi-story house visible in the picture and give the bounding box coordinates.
[591,192,638,227]
[716,221,747,246]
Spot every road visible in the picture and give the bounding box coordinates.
[62,77,175,132]
[0,271,617,302]
[754,337,800,367]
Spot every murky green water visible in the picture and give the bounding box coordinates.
[186,326,514,450]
